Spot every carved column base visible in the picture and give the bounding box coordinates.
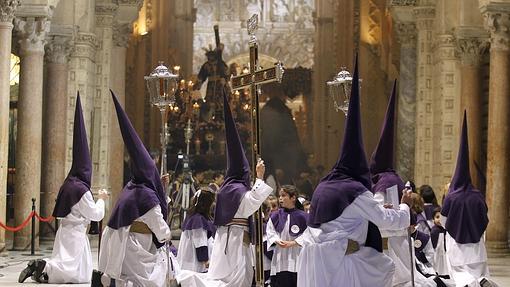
[486,241,510,257]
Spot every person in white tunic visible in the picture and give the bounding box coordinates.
[368,81,437,287]
[266,185,308,287]
[430,208,450,277]
[177,188,216,273]
[176,91,273,287]
[18,94,107,284]
[440,112,498,287]
[296,58,413,287]
[97,92,177,287]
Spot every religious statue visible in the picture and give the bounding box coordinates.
[193,25,230,122]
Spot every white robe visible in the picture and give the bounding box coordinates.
[44,192,104,283]
[177,178,273,287]
[433,230,450,276]
[266,214,306,275]
[375,191,436,287]
[177,227,214,273]
[99,205,177,287]
[296,191,410,287]
[441,215,498,287]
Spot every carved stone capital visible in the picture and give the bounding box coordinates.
[117,0,143,10]
[45,35,73,64]
[14,16,50,54]
[395,22,416,47]
[455,37,489,66]
[483,12,510,51]
[0,0,19,23]
[113,21,132,48]
[390,0,417,6]
[73,32,97,60]
[96,3,118,27]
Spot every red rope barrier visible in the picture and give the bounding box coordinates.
[34,212,54,222]
[0,211,34,232]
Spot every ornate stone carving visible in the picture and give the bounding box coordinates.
[96,4,117,28]
[390,0,417,6]
[484,12,510,51]
[193,0,315,70]
[45,35,73,64]
[14,17,50,54]
[73,32,97,60]
[0,0,19,23]
[395,22,416,47]
[413,7,435,20]
[455,37,489,66]
[113,22,132,48]
[117,0,143,10]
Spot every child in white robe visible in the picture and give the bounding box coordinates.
[266,185,308,287]
[178,188,216,273]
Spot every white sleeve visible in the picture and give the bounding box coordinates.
[294,227,308,247]
[352,191,410,230]
[76,192,105,222]
[191,228,208,248]
[235,179,273,218]
[139,205,171,243]
[373,191,385,206]
[266,218,281,251]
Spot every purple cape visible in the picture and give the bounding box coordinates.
[214,90,252,226]
[308,56,382,252]
[53,94,92,218]
[182,213,216,238]
[371,172,404,200]
[441,112,488,244]
[108,91,168,248]
[270,208,308,237]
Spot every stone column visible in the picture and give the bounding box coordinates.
[40,34,72,238]
[108,21,130,209]
[0,0,19,253]
[455,35,488,190]
[482,8,510,255]
[413,4,435,188]
[13,16,49,250]
[394,21,417,182]
[91,3,117,196]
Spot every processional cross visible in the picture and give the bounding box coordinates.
[230,14,284,286]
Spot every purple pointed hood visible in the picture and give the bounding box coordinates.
[441,111,488,244]
[108,91,167,247]
[308,56,382,252]
[370,80,405,197]
[53,94,92,218]
[308,56,371,225]
[214,91,251,226]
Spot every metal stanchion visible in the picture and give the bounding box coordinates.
[31,198,35,255]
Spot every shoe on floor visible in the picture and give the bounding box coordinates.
[18,260,36,283]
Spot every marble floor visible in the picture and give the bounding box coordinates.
[0,239,509,286]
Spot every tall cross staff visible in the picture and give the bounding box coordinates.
[230,14,284,286]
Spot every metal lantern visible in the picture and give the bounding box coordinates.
[145,62,179,177]
[327,67,359,116]
[145,62,179,110]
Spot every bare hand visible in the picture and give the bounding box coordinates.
[401,189,413,207]
[161,173,170,187]
[278,240,299,248]
[383,203,394,209]
[275,240,286,247]
[256,159,265,179]
[97,189,109,200]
